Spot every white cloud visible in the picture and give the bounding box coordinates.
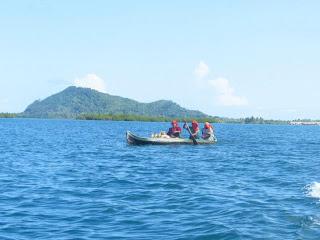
[73,73,106,93]
[194,61,209,79]
[208,78,248,106]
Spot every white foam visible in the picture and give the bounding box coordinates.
[311,216,320,226]
[307,182,320,199]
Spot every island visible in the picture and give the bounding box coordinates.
[0,86,318,125]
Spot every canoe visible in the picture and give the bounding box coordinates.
[126,131,217,145]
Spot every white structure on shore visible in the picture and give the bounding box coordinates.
[290,121,320,126]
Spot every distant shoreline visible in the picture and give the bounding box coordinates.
[0,112,289,124]
[1,112,319,125]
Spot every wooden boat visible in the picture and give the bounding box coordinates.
[126,131,217,145]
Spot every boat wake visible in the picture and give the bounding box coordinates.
[306,182,320,200]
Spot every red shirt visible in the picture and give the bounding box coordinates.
[167,126,181,137]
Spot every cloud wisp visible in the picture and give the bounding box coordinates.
[208,78,248,106]
[74,73,107,93]
[194,61,209,79]
[192,61,248,107]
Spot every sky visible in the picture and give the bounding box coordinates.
[0,0,320,120]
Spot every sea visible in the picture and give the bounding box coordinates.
[0,118,320,240]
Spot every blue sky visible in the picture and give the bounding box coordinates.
[0,1,319,119]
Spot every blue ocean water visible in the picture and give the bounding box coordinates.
[0,118,320,240]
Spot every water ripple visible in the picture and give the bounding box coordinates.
[0,119,320,239]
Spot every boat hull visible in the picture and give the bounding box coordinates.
[126,131,217,145]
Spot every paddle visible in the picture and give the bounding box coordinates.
[184,121,198,145]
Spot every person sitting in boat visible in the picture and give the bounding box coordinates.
[183,120,200,139]
[167,120,182,138]
[202,122,214,140]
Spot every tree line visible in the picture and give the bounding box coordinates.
[0,112,298,125]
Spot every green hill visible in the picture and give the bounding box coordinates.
[22,86,209,119]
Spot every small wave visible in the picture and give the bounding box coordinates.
[310,216,320,226]
[306,182,320,199]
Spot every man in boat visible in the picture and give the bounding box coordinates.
[167,120,182,138]
[202,122,214,140]
[183,120,200,139]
